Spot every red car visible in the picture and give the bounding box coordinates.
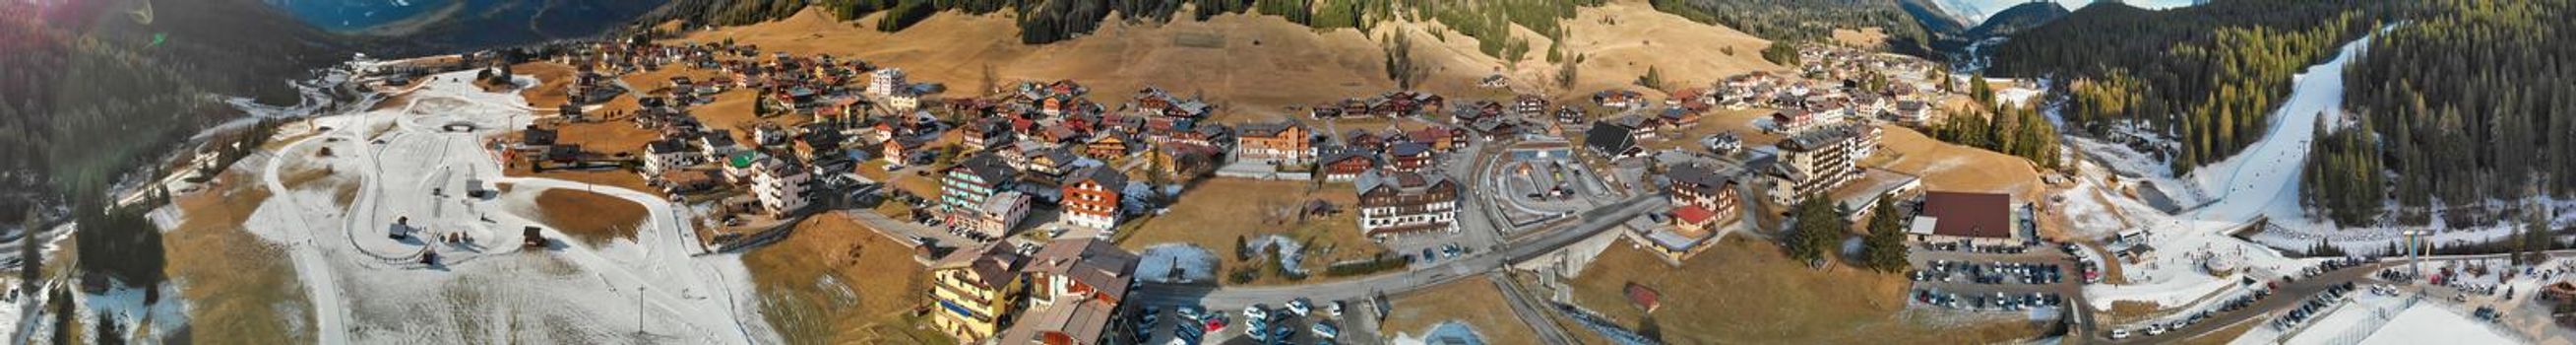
[1204,315,1228,332]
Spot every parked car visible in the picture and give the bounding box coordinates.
[1287,298,1313,317]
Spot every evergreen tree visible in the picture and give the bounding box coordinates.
[1786,197,1843,263]
[1860,196,1910,272]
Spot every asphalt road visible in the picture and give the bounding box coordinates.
[2086,262,2397,344]
[1132,194,1660,312]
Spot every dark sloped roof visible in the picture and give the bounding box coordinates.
[1068,166,1127,189]
[1921,191,2014,239]
[950,155,1019,185]
[1665,164,1734,195]
[1585,122,1637,155]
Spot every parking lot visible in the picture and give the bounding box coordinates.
[1141,297,1371,345]
[1906,242,2088,317]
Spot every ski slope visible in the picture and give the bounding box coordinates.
[244,66,775,343]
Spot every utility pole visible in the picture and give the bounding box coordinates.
[636,285,647,335]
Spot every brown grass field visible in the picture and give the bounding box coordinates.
[1832,28,1891,49]
[1869,125,2046,200]
[741,214,951,344]
[672,0,1780,122]
[1379,278,1540,343]
[1116,177,1382,286]
[163,175,316,344]
[1565,237,2043,343]
[514,62,578,109]
[533,188,649,245]
[506,166,660,198]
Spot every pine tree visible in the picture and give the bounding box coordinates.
[1860,196,1910,272]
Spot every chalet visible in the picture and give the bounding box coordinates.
[994,239,1142,345]
[1234,120,1313,165]
[883,136,933,165]
[1658,107,1701,129]
[1354,169,1460,238]
[1584,122,1642,158]
[1474,101,1509,119]
[1513,95,1549,116]
[1318,151,1378,182]
[927,243,1028,343]
[1468,116,1522,139]
[641,139,701,174]
[1665,164,1741,226]
[1147,143,1223,180]
[1083,133,1129,159]
[815,97,867,124]
[1554,106,1586,124]
[1386,142,1436,172]
[1887,100,1934,124]
[1703,133,1742,154]
[1773,108,1823,133]
[1408,126,1458,153]
[1020,147,1084,179]
[1060,167,1128,232]
[1413,93,1447,114]
[1339,99,1370,117]
[790,130,848,163]
[1343,129,1387,153]
[698,130,745,158]
[1595,90,1646,109]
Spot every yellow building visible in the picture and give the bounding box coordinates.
[929,242,1029,342]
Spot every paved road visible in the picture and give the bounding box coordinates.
[1133,195,1660,311]
[2088,262,2396,344]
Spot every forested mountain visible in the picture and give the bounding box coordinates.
[1649,0,1935,55]
[2,0,354,225]
[1987,0,2389,175]
[1963,1,2066,37]
[1898,0,1969,36]
[2303,0,2576,227]
[1897,0,2064,61]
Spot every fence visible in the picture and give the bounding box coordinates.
[2321,294,2420,345]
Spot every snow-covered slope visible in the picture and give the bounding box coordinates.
[241,65,776,343]
[1933,0,2202,24]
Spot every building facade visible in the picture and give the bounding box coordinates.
[1355,169,1461,238]
[1061,167,1127,232]
[996,239,1141,345]
[1234,120,1313,165]
[929,243,1028,343]
[1765,124,1867,206]
[944,155,1021,227]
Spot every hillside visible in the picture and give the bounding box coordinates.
[0,0,356,225]
[1900,0,2066,58]
[1990,0,2389,175]
[674,1,1782,118]
[1964,1,2067,37]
